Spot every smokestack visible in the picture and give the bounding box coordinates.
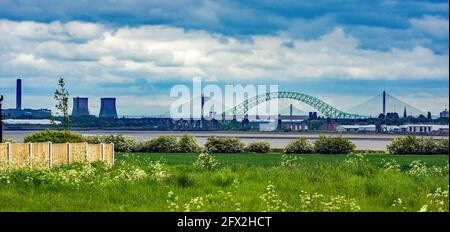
[72,97,90,116]
[382,90,386,115]
[201,94,205,119]
[99,98,118,118]
[289,104,293,117]
[16,79,22,110]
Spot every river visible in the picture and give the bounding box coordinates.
[3,130,446,151]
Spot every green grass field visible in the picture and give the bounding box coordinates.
[0,152,448,212]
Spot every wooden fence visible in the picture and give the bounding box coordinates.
[0,142,114,170]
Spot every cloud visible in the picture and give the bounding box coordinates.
[0,19,448,82]
[0,0,448,53]
[410,15,449,38]
[0,19,447,115]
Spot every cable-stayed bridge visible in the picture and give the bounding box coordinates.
[347,91,425,118]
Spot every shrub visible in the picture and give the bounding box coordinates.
[387,136,448,155]
[1,138,16,143]
[418,137,438,154]
[194,152,219,171]
[435,138,449,155]
[101,134,138,152]
[83,134,138,152]
[24,130,84,143]
[204,136,245,153]
[284,138,313,154]
[177,135,202,153]
[313,136,355,154]
[140,136,178,153]
[387,136,419,154]
[81,135,103,144]
[246,141,270,153]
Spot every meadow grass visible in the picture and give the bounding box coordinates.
[0,152,448,212]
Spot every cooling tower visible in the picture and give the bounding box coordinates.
[72,97,90,116]
[16,79,22,110]
[99,98,118,118]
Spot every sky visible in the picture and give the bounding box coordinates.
[0,0,448,116]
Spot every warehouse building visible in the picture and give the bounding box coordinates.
[336,125,376,133]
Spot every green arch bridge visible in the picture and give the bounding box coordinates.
[225,91,368,119]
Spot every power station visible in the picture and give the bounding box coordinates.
[71,97,119,118]
[71,97,90,116]
[1,78,447,135]
[99,98,118,118]
[1,78,51,119]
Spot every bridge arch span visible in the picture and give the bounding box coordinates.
[226,91,367,119]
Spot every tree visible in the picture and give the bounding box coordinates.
[417,114,427,123]
[54,77,70,130]
[307,120,323,130]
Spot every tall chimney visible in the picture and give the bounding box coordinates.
[201,94,205,119]
[16,79,22,110]
[382,90,386,115]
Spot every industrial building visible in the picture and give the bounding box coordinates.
[440,108,449,118]
[398,124,449,134]
[1,79,51,119]
[336,125,376,133]
[278,115,309,131]
[2,119,60,125]
[99,98,118,118]
[72,97,90,116]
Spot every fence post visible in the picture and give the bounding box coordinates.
[111,143,115,165]
[7,142,11,170]
[28,142,33,170]
[84,142,89,162]
[101,143,105,161]
[48,142,52,169]
[67,143,71,164]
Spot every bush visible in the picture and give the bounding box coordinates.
[246,141,271,153]
[83,134,138,152]
[177,135,202,153]
[284,138,313,154]
[387,136,449,155]
[436,138,449,155]
[314,136,355,154]
[140,136,178,153]
[204,136,245,153]
[1,138,16,143]
[418,137,438,154]
[24,130,84,143]
[387,136,419,154]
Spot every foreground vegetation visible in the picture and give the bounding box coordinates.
[0,152,448,212]
[17,130,450,155]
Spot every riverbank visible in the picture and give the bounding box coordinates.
[4,130,447,150]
